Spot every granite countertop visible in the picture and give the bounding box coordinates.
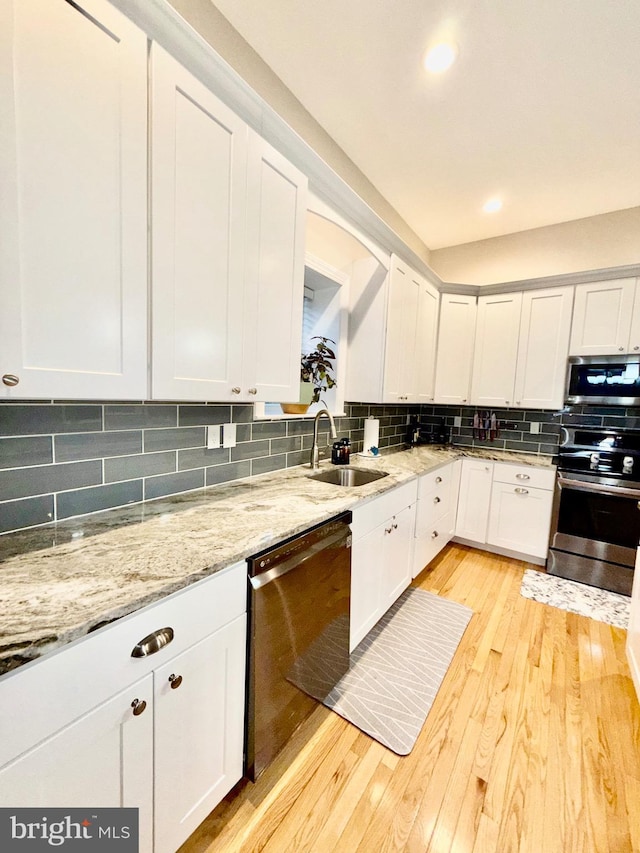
[0,445,554,676]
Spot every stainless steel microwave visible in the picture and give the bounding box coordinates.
[566,355,640,406]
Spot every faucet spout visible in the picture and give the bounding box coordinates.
[310,408,337,469]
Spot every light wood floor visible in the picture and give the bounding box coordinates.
[180,544,640,853]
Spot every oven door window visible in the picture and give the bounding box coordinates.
[558,487,640,550]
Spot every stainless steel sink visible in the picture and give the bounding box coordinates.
[308,467,389,487]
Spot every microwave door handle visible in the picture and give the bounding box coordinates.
[558,475,640,500]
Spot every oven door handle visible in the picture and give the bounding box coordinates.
[558,475,640,500]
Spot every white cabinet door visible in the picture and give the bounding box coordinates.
[153,614,246,853]
[0,675,154,853]
[434,294,477,405]
[151,44,248,401]
[415,280,440,404]
[471,293,522,408]
[350,524,384,651]
[487,482,553,559]
[383,257,420,403]
[0,0,147,399]
[242,133,307,402]
[514,286,574,410]
[569,279,635,355]
[455,459,493,542]
[626,280,640,354]
[380,503,415,612]
[627,549,640,703]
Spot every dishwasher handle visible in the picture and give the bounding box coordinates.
[249,527,351,590]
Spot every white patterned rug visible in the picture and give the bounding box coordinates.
[303,587,473,755]
[520,569,630,629]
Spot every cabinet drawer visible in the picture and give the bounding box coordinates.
[351,480,418,540]
[0,561,247,768]
[417,463,454,500]
[413,510,454,577]
[416,485,450,533]
[492,462,555,491]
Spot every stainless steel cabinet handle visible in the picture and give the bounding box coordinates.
[619,347,624,351]
[435,476,442,484]
[168,673,183,690]
[433,496,441,503]
[385,526,392,534]
[514,487,529,495]
[431,531,438,539]
[231,387,241,395]
[2,374,19,387]
[505,400,510,404]
[462,398,467,403]
[515,473,530,480]
[392,522,398,530]
[131,698,147,716]
[131,627,174,658]
[248,387,257,395]
[634,346,639,351]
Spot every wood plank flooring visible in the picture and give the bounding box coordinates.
[179,544,640,853]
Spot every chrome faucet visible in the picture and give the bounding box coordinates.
[309,408,337,469]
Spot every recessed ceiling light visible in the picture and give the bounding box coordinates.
[483,197,503,214]
[424,42,458,74]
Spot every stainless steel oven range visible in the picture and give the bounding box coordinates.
[548,426,640,595]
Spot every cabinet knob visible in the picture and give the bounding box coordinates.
[514,487,529,495]
[505,400,510,405]
[516,401,521,405]
[168,673,183,690]
[231,387,241,395]
[248,387,257,395]
[462,398,467,403]
[433,496,441,504]
[392,522,398,530]
[131,698,147,716]
[634,346,639,351]
[385,526,393,534]
[435,476,442,484]
[2,374,19,387]
[619,347,624,352]
[431,531,438,539]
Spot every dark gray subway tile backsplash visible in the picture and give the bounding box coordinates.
[1,398,629,534]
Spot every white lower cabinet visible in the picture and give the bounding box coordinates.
[350,481,417,651]
[413,460,461,578]
[455,459,555,562]
[486,464,555,559]
[0,562,247,853]
[0,675,155,851]
[455,459,494,542]
[153,615,246,853]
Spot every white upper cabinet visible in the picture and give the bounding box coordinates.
[434,294,477,405]
[415,279,439,404]
[151,46,307,403]
[242,133,306,401]
[514,286,574,409]
[569,278,637,355]
[382,256,438,404]
[0,0,148,399]
[471,293,523,408]
[471,286,574,410]
[151,45,248,402]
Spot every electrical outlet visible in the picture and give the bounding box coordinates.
[529,422,541,434]
[207,425,220,449]
[453,416,462,428]
[222,423,237,448]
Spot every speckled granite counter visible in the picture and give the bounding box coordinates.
[0,446,554,675]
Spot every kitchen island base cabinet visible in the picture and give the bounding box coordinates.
[0,563,247,853]
[350,481,417,651]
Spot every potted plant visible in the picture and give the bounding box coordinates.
[281,336,337,414]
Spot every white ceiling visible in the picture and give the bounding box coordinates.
[212,0,640,250]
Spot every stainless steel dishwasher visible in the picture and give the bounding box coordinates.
[245,511,352,781]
